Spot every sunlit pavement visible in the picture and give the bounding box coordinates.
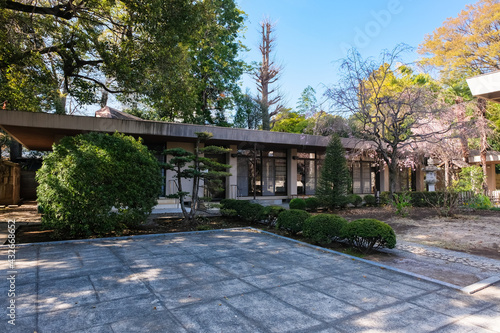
[1,228,499,333]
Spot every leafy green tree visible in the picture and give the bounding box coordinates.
[165,132,231,223]
[316,134,351,209]
[36,132,162,239]
[271,109,308,133]
[233,89,262,129]
[296,86,317,115]
[1,0,247,123]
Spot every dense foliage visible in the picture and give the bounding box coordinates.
[316,134,351,209]
[289,198,306,210]
[303,214,347,244]
[341,218,396,253]
[275,209,310,235]
[36,132,161,238]
[165,132,231,223]
[348,194,363,207]
[305,197,321,211]
[1,0,246,123]
[363,195,376,207]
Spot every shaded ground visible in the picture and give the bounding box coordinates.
[2,203,499,260]
[2,203,500,289]
[2,229,499,333]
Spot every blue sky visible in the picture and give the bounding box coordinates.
[236,0,474,110]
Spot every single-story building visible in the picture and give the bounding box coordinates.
[0,108,498,208]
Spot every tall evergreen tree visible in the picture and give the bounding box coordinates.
[316,134,351,209]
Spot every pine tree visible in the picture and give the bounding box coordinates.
[316,134,351,209]
[165,132,231,223]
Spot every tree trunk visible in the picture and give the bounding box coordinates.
[455,97,470,163]
[478,98,489,193]
[444,159,450,188]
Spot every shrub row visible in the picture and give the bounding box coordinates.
[289,194,364,211]
[275,209,396,253]
[221,199,397,253]
[220,199,285,225]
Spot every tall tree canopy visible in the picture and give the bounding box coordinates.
[418,0,500,77]
[327,44,451,194]
[418,0,500,192]
[1,0,246,124]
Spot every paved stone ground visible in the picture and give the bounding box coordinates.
[369,240,500,288]
[1,228,499,333]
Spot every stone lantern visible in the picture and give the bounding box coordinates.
[424,158,439,192]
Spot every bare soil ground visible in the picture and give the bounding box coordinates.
[337,207,500,260]
[2,203,499,261]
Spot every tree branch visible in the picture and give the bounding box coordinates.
[4,0,81,20]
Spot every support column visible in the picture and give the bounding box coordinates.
[487,164,496,191]
[227,145,238,199]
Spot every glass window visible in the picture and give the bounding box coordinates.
[275,158,287,195]
[237,149,286,197]
[297,152,315,159]
[352,161,373,194]
[262,158,275,195]
[237,158,249,197]
[297,160,305,195]
[305,160,316,195]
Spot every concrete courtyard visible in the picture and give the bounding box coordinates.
[1,228,499,333]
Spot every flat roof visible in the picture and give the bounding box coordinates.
[0,110,366,151]
[466,70,500,103]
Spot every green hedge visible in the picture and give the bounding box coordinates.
[348,194,363,207]
[305,197,321,211]
[303,214,347,244]
[341,218,396,253]
[363,194,376,206]
[276,209,310,235]
[259,205,286,226]
[289,198,307,210]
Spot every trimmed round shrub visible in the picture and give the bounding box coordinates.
[341,218,396,253]
[36,132,162,239]
[363,194,376,206]
[240,202,265,222]
[289,198,307,210]
[220,199,247,212]
[303,214,348,244]
[305,197,321,211]
[259,205,286,226]
[276,209,311,235]
[348,194,363,207]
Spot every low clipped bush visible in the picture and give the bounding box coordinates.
[259,205,286,226]
[363,194,376,207]
[276,209,310,235]
[220,199,246,212]
[220,199,264,222]
[289,198,307,210]
[348,194,363,207]
[303,214,348,244]
[341,218,396,253]
[305,197,321,211]
[241,202,265,222]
